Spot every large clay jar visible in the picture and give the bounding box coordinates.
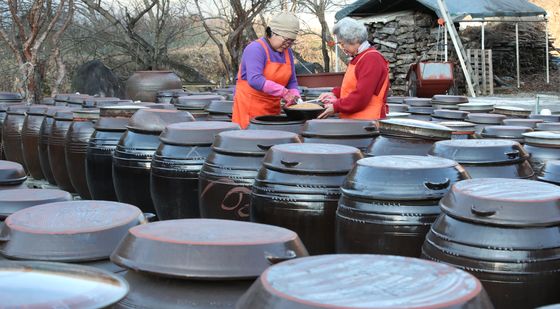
[65,110,100,199]
[112,109,194,214]
[366,119,453,157]
[126,71,182,102]
[3,105,30,170]
[110,219,309,308]
[206,100,233,122]
[48,110,77,193]
[336,155,469,257]
[151,122,239,220]
[251,143,363,255]
[0,103,24,160]
[86,106,147,201]
[22,106,49,180]
[237,254,493,309]
[199,130,301,221]
[522,131,560,177]
[38,107,68,185]
[301,119,378,152]
[422,178,560,309]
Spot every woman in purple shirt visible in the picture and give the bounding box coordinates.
[232,12,301,128]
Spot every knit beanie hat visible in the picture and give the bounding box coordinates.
[269,12,300,40]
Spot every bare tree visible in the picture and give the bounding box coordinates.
[0,0,74,102]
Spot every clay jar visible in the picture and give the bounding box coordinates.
[48,110,77,192]
[430,139,534,179]
[237,254,493,309]
[65,109,100,199]
[336,155,469,257]
[110,219,309,308]
[38,107,68,185]
[522,131,560,177]
[251,143,363,255]
[2,105,30,170]
[198,130,302,221]
[422,178,560,309]
[86,106,147,201]
[0,103,23,159]
[22,105,49,179]
[366,119,453,157]
[206,100,233,122]
[112,109,194,214]
[151,121,240,220]
[248,115,305,134]
[301,119,379,152]
[175,95,224,120]
[125,71,182,102]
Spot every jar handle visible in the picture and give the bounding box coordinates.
[142,213,157,223]
[281,160,300,167]
[363,126,378,132]
[0,235,9,242]
[265,250,297,265]
[257,144,272,151]
[505,150,520,160]
[423,178,450,191]
[471,205,496,217]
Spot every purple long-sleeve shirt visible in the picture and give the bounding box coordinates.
[238,38,298,91]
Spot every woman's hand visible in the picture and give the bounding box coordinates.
[282,88,300,107]
[318,92,337,104]
[318,103,335,119]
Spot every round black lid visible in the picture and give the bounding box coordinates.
[502,118,543,128]
[523,131,560,147]
[26,105,49,115]
[53,110,75,120]
[530,114,560,122]
[440,178,560,227]
[160,121,240,146]
[205,100,233,114]
[0,161,26,185]
[6,105,29,115]
[212,130,301,155]
[302,119,377,137]
[387,96,406,104]
[0,189,72,219]
[343,155,468,200]
[481,125,533,139]
[246,254,484,309]
[0,92,22,101]
[430,139,529,163]
[99,105,147,118]
[408,106,434,114]
[432,109,469,119]
[379,118,453,140]
[65,95,91,105]
[439,121,477,132]
[126,109,195,133]
[44,106,70,117]
[431,95,469,104]
[94,117,129,131]
[466,113,506,124]
[263,143,362,173]
[536,122,560,131]
[458,102,494,111]
[175,95,224,109]
[404,97,432,107]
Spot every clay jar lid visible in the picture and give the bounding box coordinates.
[440,178,560,227]
[44,106,70,117]
[301,119,378,137]
[237,254,486,309]
[0,103,22,112]
[458,102,494,112]
[0,161,26,185]
[139,102,176,110]
[263,143,362,173]
[73,109,100,120]
[432,109,469,120]
[0,189,72,219]
[26,105,49,115]
[160,121,240,146]
[205,100,233,114]
[99,105,147,118]
[53,110,75,121]
[126,109,194,133]
[539,160,560,185]
[430,139,530,164]
[82,97,125,108]
[502,118,543,128]
[175,95,224,109]
[536,122,560,131]
[40,97,55,105]
[522,131,560,147]
[387,96,406,104]
[431,95,469,104]
[212,130,301,155]
[530,114,560,122]
[481,125,533,139]
[65,95,91,106]
[0,92,22,101]
[403,97,432,107]
[408,106,434,114]
[110,219,308,279]
[493,106,531,117]
[343,155,468,201]
[466,113,506,124]
[0,201,144,261]
[439,121,477,132]
[6,105,29,115]
[388,103,408,112]
[94,118,130,131]
[0,261,129,308]
[379,118,453,140]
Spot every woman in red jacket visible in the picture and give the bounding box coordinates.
[318,17,390,120]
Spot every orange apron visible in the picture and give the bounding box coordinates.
[232,39,293,129]
[339,49,389,120]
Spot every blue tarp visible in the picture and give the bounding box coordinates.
[336,0,547,21]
